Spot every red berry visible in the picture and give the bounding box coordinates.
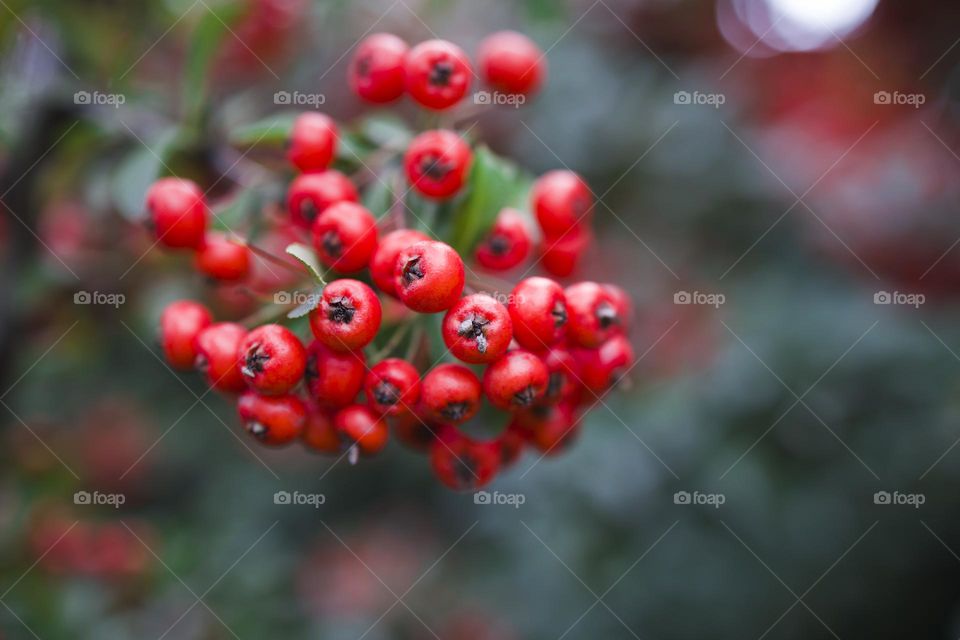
[194,233,251,281]
[349,33,409,103]
[531,170,593,237]
[565,281,623,347]
[477,31,546,96]
[392,412,438,451]
[420,363,482,425]
[312,201,378,273]
[540,226,591,277]
[145,177,207,249]
[369,229,430,297]
[364,358,421,416]
[309,279,382,352]
[301,402,340,454]
[404,39,473,110]
[572,334,635,393]
[334,405,389,456]
[497,422,527,467]
[404,129,472,199]
[539,345,580,405]
[508,277,567,350]
[483,350,549,410]
[430,426,499,491]
[239,324,307,395]
[603,283,633,328]
[475,208,531,271]
[237,391,306,445]
[287,171,359,230]
[194,322,247,393]
[442,294,512,364]
[514,402,578,455]
[159,300,212,370]
[394,240,465,313]
[287,112,338,172]
[305,341,366,407]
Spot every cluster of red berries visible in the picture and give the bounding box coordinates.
[146,31,633,490]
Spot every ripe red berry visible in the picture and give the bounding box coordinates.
[430,426,499,491]
[420,363,482,425]
[194,233,251,281]
[312,201,378,273]
[508,277,567,350]
[305,341,366,407]
[540,226,591,277]
[287,112,338,172]
[369,229,430,297]
[159,300,212,370]
[497,422,527,467]
[442,294,512,364]
[301,402,340,454]
[349,33,409,103]
[603,283,633,328]
[194,322,247,393]
[364,358,421,416]
[514,402,578,455]
[404,39,473,110]
[477,31,546,96]
[572,334,635,393]
[309,279,382,352]
[145,177,208,249]
[404,130,472,200]
[394,240,465,313]
[237,391,306,445]
[392,412,438,451]
[483,350,549,410]
[334,405,389,456]
[565,281,624,348]
[239,324,307,395]
[531,170,593,237]
[287,171,359,230]
[539,345,580,405]
[475,208,531,271]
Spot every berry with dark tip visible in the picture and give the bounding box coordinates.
[369,229,431,297]
[305,341,366,407]
[404,130,472,200]
[301,402,341,454]
[392,412,438,452]
[571,334,635,393]
[514,401,578,455]
[565,281,623,348]
[237,391,306,446]
[540,225,591,278]
[508,277,567,350]
[194,322,248,393]
[475,208,531,271]
[195,233,251,282]
[159,300,212,370]
[287,112,338,172]
[420,363,482,425]
[531,170,593,237]
[145,178,208,249]
[394,240,465,313]
[287,171,359,230]
[477,31,546,96]
[442,294,512,364]
[430,426,499,491]
[312,201,378,273]
[483,350,549,410]
[239,324,307,395]
[364,358,421,416]
[538,345,581,405]
[310,279,382,353]
[405,39,473,110]
[349,33,409,103]
[334,404,389,456]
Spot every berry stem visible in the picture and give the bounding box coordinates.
[245,242,304,275]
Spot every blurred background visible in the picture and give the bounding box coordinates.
[2,0,960,638]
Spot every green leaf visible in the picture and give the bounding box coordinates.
[356,114,412,150]
[182,5,243,120]
[362,166,397,219]
[285,242,326,285]
[228,113,299,148]
[449,145,532,255]
[111,127,180,221]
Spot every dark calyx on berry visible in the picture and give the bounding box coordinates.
[321,231,342,257]
[357,55,371,77]
[401,256,425,284]
[441,402,469,421]
[243,344,270,377]
[300,200,318,223]
[246,421,268,441]
[513,386,537,407]
[458,315,490,353]
[373,381,401,406]
[596,302,618,328]
[327,296,356,324]
[552,301,567,327]
[488,234,510,256]
[454,453,480,488]
[419,154,453,180]
[547,372,563,397]
[305,354,318,380]
[429,61,454,86]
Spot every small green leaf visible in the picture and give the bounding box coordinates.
[356,114,412,150]
[285,242,326,285]
[228,113,299,148]
[182,5,243,121]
